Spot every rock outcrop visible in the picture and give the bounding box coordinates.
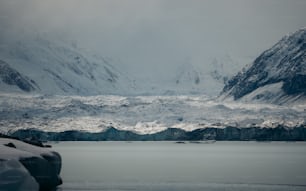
[0,138,62,191]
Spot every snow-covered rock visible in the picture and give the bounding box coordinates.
[221,28,306,104]
[0,138,62,191]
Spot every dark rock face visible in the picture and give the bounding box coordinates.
[283,74,306,95]
[0,60,36,92]
[4,142,16,148]
[222,28,306,101]
[11,126,306,142]
[19,155,62,191]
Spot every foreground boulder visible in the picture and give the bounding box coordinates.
[0,138,62,191]
[0,159,39,191]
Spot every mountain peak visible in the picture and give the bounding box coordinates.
[221,28,306,104]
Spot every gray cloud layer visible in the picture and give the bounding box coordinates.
[1,0,306,79]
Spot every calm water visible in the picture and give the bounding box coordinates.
[52,141,306,191]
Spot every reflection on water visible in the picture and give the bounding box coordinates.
[52,141,306,191]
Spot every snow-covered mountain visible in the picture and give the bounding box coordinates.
[221,28,306,104]
[160,62,210,95]
[134,56,244,96]
[0,32,245,96]
[172,56,244,96]
[0,34,136,95]
[169,62,223,95]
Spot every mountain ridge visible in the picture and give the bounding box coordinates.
[221,28,306,104]
[0,31,247,96]
[0,34,136,95]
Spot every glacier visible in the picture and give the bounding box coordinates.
[0,93,305,137]
[0,28,305,140]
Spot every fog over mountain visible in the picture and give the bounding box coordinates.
[0,0,306,95]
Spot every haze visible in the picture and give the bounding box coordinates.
[1,0,306,81]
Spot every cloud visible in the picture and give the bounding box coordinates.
[0,0,306,80]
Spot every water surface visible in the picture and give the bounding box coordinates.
[52,141,306,191]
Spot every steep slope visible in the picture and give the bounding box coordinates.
[221,28,306,104]
[0,60,38,92]
[0,34,135,95]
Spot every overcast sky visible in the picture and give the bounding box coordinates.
[1,0,306,79]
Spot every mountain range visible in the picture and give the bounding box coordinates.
[0,33,243,96]
[0,28,305,104]
[0,28,305,140]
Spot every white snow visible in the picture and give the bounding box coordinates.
[0,138,53,158]
[238,82,306,105]
[239,82,285,103]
